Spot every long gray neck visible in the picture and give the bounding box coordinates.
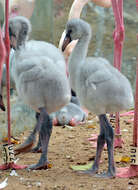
[12,46,24,80]
[68,34,90,91]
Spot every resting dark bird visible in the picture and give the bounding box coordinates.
[62,18,134,178]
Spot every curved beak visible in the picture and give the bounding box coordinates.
[62,32,72,52]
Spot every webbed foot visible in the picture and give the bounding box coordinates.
[95,171,116,178]
[27,159,51,170]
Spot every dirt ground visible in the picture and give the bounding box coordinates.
[0,112,138,190]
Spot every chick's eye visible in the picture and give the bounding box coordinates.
[68,29,72,34]
[9,27,12,36]
[23,30,27,35]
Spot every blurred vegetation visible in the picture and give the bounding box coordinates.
[0,2,4,26]
[30,0,54,43]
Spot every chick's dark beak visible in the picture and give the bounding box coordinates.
[10,36,16,50]
[62,33,72,52]
[9,27,17,50]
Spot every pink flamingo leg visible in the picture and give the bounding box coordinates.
[117,56,138,178]
[116,0,138,178]
[120,111,134,117]
[0,0,27,170]
[111,0,124,148]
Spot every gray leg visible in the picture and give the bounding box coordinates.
[15,113,41,155]
[90,125,105,173]
[79,114,106,175]
[31,134,42,153]
[15,112,41,154]
[31,112,42,153]
[96,114,115,178]
[28,107,53,170]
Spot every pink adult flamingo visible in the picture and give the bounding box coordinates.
[0,0,27,170]
[9,0,35,18]
[116,0,138,178]
[9,0,63,19]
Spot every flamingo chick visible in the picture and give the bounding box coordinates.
[9,16,71,170]
[51,102,86,126]
[62,18,134,178]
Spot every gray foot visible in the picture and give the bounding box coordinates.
[95,171,116,178]
[27,162,50,170]
[27,156,51,170]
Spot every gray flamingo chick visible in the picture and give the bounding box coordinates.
[50,102,86,126]
[62,18,134,178]
[8,16,71,170]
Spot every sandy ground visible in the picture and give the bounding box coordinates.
[0,112,138,190]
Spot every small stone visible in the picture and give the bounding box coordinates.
[19,177,24,181]
[68,136,75,139]
[66,155,71,159]
[27,185,32,188]
[78,184,84,187]
[35,182,41,187]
